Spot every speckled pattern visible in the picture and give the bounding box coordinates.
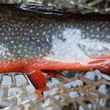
[0,6,110,61]
[0,6,110,109]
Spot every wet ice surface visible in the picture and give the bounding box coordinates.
[84,70,102,81]
[0,7,110,110]
[42,70,110,110]
[1,72,110,110]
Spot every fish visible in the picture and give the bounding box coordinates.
[0,2,110,96]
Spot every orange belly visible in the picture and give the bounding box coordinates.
[0,56,109,94]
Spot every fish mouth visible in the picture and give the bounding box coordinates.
[19,2,66,16]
